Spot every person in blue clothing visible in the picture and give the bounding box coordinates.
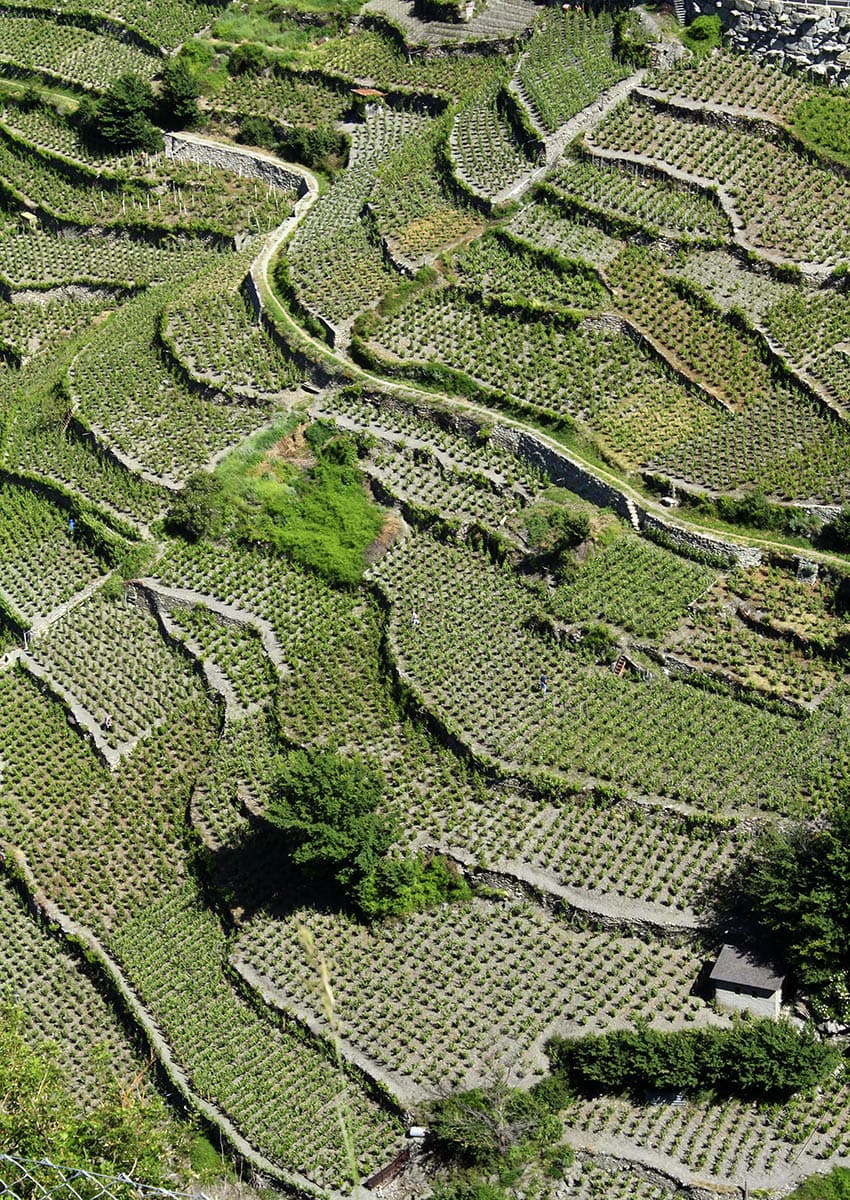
[68,517,75,537]
[541,671,548,696]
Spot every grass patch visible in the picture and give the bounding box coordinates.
[188,1133,233,1180]
[214,415,385,585]
[680,15,722,59]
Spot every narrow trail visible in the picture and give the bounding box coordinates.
[254,240,850,572]
[490,70,648,206]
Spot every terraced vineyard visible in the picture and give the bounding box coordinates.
[2,6,850,1200]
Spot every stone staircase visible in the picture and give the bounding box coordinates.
[625,496,642,531]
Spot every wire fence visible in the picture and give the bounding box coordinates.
[0,1157,209,1200]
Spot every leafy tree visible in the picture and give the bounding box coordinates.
[93,74,162,151]
[267,749,397,893]
[266,750,469,919]
[720,796,850,1013]
[165,473,226,541]
[159,58,201,130]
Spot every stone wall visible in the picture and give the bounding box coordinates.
[493,425,639,524]
[641,513,763,567]
[163,133,311,198]
[686,0,850,85]
[491,424,764,567]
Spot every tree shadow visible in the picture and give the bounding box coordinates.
[202,816,348,927]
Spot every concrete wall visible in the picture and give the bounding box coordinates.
[686,0,850,85]
[714,984,781,1019]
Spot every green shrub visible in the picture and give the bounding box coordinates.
[0,1004,181,1181]
[214,421,385,585]
[547,1018,839,1101]
[823,506,850,552]
[430,1083,561,1169]
[681,15,722,58]
[277,124,348,171]
[165,473,226,542]
[355,852,470,920]
[238,115,277,149]
[227,43,269,75]
[787,1168,850,1199]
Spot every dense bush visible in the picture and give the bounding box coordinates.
[717,795,850,1017]
[430,1081,561,1168]
[277,125,348,171]
[77,73,162,152]
[214,422,385,584]
[525,504,590,554]
[227,43,269,75]
[823,506,850,552]
[548,1019,838,1101]
[238,115,277,149]
[355,851,470,920]
[681,15,722,58]
[788,1168,850,1199]
[266,749,469,919]
[165,473,226,541]
[0,1003,181,1182]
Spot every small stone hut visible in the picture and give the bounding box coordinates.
[709,944,785,1019]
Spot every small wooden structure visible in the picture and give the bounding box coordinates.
[709,944,785,1019]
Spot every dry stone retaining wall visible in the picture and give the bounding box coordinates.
[687,0,850,85]
[163,133,311,198]
[491,424,763,566]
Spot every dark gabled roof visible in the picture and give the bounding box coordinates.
[709,944,786,992]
